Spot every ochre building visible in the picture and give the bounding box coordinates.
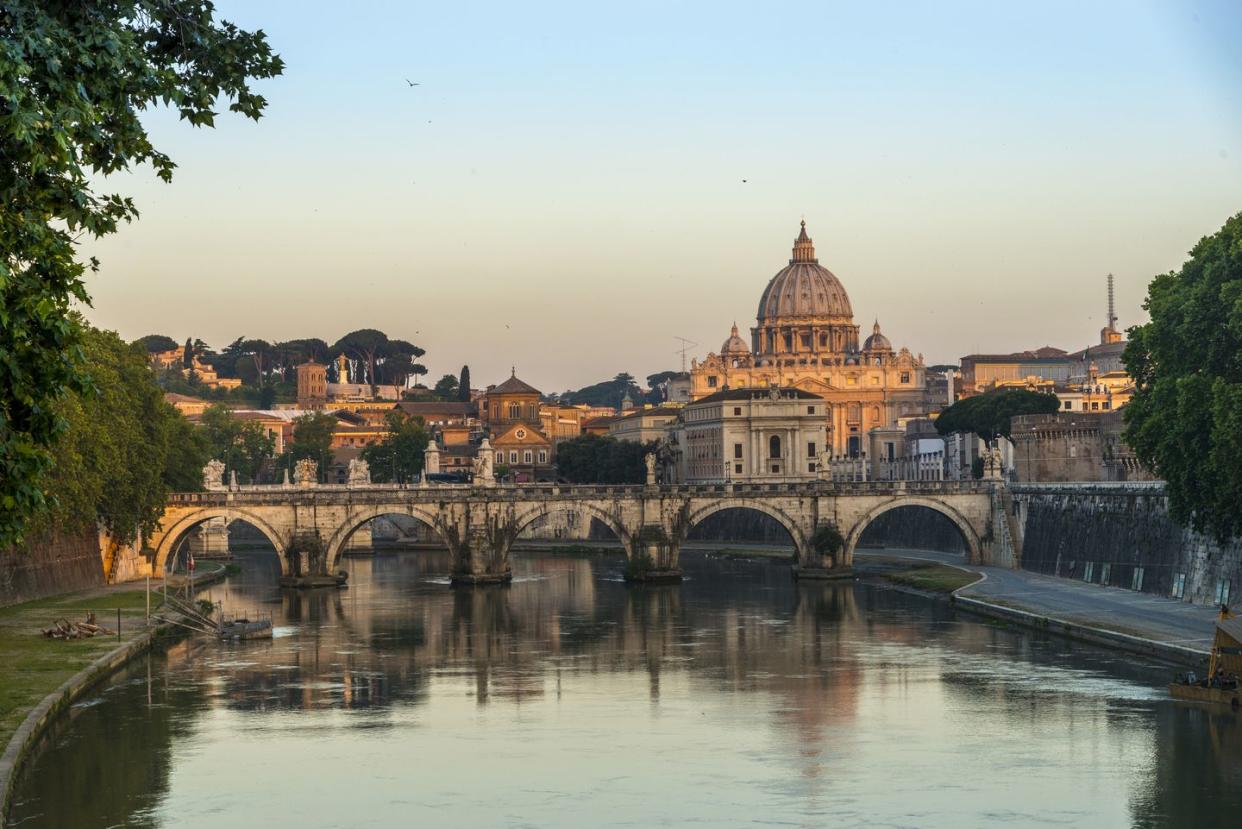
[690,221,926,456]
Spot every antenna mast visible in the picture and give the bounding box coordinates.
[673,337,698,373]
[1107,273,1117,330]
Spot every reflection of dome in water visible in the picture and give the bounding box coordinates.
[720,322,750,355]
[756,221,854,323]
[862,320,892,352]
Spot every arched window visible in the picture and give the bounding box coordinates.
[523,450,533,464]
[769,434,782,458]
[508,402,520,419]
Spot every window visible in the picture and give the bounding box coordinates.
[1171,572,1186,599]
[1063,400,1072,410]
[523,450,533,464]
[1216,579,1231,606]
[734,463,743,474]
[1091,402,1100,411]
[769,435,782,458]
[819,335,828,347]
[1131,566,1145,591]
[871,376,880,385]
[538,450,547,463]
[1083,561,1094,583]
[733,407,742,416]
[1102,402,1111,410]
[771,463,781,474]
[807,406,815,415]
[800,334,811,348]
[807,442,816,458]
[846,376,857,386]
[509,450,518,464]
[708,376,718,388]
[900,372,910,383]
[733,443,743,459]
[507,402,520,419]
[847,403,861,422]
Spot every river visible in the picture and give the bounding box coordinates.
[6,549,1242,828]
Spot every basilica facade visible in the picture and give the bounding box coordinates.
[689,221,926,457]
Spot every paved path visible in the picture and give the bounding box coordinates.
[857,547,1221,652]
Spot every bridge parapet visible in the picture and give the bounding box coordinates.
[151,480,1002,586]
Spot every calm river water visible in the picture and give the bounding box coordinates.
[7,550,1242,828]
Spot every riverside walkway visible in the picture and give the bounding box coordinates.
[858,548,1221,654]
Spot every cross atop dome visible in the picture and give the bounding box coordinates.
[791,220,817,264]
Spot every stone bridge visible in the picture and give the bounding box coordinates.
[150,480,1002,584]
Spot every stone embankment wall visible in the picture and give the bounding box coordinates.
[0,530,104,607]
[1012,483,1241,606]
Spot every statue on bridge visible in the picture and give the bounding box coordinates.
[473,438,495,486]
[294,458,318,487]
[202,459,226,491]
[347,458,371,487]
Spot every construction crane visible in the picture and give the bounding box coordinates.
[673,337,698,373]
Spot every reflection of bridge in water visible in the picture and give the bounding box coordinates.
[153,480,1003,584]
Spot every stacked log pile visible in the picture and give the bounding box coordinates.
[41,612,114,640]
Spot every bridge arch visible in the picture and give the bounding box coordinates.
[154,507,289,575]
[325,506,451,570]
[683,499,810,559]
[843,497,982,566]
[509,502,633,557]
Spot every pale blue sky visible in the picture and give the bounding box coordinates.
[83,0,1242,391]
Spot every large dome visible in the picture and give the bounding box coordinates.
[756,221,853,323]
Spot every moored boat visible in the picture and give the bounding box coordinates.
[1169,605,1241,709]
[218,611,274,640]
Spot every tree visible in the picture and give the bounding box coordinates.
[458,366,472,402]
[0,2,282,548]
[24,324,206,546]
[283,412,338,476]
[199,405,275,484]
[554,434,653,484]
[560,373,645,409]
[379,338,426,387]
[362,412,430,483]
[333,329,389,390]
[135,334,179,353]
[433,374,460,401]
[182,337,194,369]
[934,388,1060,443]
[1124,211,1242,542]
[274,338,329,381]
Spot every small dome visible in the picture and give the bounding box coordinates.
[720,322,750,355]
[862,320,892,352]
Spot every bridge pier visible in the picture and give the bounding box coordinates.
[449,524,514,587]
[625,525,683,583]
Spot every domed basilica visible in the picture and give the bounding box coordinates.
[690,221,927,457]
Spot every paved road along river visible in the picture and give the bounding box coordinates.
[6,549,1241,828]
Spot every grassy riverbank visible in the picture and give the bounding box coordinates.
[0,588,161,748]
[875,560,980,593]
